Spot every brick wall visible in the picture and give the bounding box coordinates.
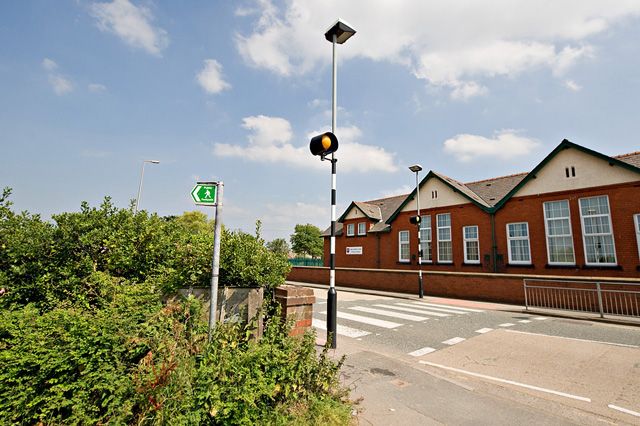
[274,285,316,336]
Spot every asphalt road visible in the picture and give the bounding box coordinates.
[307,286,640,425]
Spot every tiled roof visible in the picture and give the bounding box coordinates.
[353,201,382,221]
[465,172,528,207]
[614,151,640,169]
[433,171,491,208]
[322,194,406,236]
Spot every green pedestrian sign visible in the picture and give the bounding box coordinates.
[191,182,218,206]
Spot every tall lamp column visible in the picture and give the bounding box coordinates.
[409,164,424,298]
[135,160,160,214]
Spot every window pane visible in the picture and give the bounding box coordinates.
[580,196,609,216]
[508,223,528,238]
[438,228,451,241]
[510,239,531,262]
[549,236,575,263]
[465,241,479,261]
[437,214,451,227]
[464,226,478,239]
[438,241,452,261]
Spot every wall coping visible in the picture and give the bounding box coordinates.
[290,266,640,284]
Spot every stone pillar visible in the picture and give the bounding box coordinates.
[275,285,316,336]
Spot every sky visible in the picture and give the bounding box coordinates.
[2,1,640,243]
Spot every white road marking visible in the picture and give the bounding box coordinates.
[475,328,493,334]
[405,304,468,314]
[608,404,640,418]
[499,323,515,327]
[321,311,403,329]
[408,347,437,357]
[518,319,531,323]
[393,303,451,317]
[420,361,591,402]
[412,302,484,313]
[312,318,371,338]
[504,330,640,348]
[373,303,446,316]
[350,306,429,322]
[533,316,548,320]
[442,337,466,345]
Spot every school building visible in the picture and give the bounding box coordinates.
[289,139,640,304]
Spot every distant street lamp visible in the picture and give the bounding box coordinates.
[325,19,355,349]
[409,164,424,298]
[135,160,160,213]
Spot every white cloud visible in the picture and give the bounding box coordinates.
[49,75,73,95]
[213,115,398,173]
[443,131,541,163]
[565,79,582,92]
[88,83,108,93]
[42,58,58,71]
[196,59,231,94]
[235,1,640,99]
[90,0,168,56]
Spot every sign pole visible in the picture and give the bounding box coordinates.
[208,182,223,342]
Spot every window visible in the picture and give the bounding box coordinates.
[507,222,531,264]
[437,213,452,263]
[399,230,410,262]
[357,222,367,236]
[579,196,616,265]
[420,215,432,262]
[543,200,575,264]
[565,166,576,178]
[431,190,438,199]
[346,223,354,236]
[635,214,640,260]
[463,225,480,264]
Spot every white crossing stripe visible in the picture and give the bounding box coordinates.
[442,337,466,345]
[373,303,445,317]
[608,404,640,418]
[408,346,437,357]
[393,303,451,317]
[312,318,371,338]
[350,306,429,322]
[475,328,493,334]
[321,311,403,329]
[411,302,484,313]
[518,320,531,323]
[499,323,515,327]
[533,317,548,321]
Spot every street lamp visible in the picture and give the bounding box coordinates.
[409,164,424,298]
[325,19,355,349]
[135,160,160,214]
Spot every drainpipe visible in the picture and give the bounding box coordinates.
[490,212,498,272]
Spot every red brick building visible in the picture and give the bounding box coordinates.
[324,140,640,278]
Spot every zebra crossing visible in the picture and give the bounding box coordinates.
[313,300,482,338]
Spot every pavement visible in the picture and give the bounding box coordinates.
[287,281,640,425]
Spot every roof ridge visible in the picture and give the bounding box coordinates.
[614,151,640,158]
[465,171,529,185]
[363,194,409,203]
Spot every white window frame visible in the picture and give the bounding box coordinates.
[635,214,640,260]
[543,200,575,265]
[399,230,410,262]
[579,195,617,266]
[420,215,432,262]
[463,225,480,264]
[436,213,452,263]
[507,222,531,265]
[357,222,367,236]
[346,223,355,237]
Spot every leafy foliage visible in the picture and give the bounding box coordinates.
[266,237,290,257]
[0,190,351,425]
[290,223,324,259]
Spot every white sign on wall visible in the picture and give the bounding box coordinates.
[346,246,363,255]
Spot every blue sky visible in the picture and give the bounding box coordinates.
[2,1,640,242]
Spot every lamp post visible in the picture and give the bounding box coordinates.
[409,164,424,298]
[324,19,356,349]
[135,160,160,214]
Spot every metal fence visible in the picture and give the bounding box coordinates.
[524,279,640,319]
[288,257,324,267]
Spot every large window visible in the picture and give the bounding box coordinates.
[346,223,354,236]
[399,230,410,262]
[635,214,640,260]
[544,200,575,264]
[437,213,452,263]
[463,225,480,264]
[357,222,367,236]
[579,196,616,265]
[420,215,432,262]
[507,222,531,264]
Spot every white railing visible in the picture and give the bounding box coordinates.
[524,279,640,319]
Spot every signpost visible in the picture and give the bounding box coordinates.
[192,181,223,341]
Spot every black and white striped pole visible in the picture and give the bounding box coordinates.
[308,19,355,349]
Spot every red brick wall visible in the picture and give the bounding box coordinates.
[287,266,640,305]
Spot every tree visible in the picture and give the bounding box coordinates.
[173,211,214,234]
[266,238,290,257]
[290,224,323,258]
